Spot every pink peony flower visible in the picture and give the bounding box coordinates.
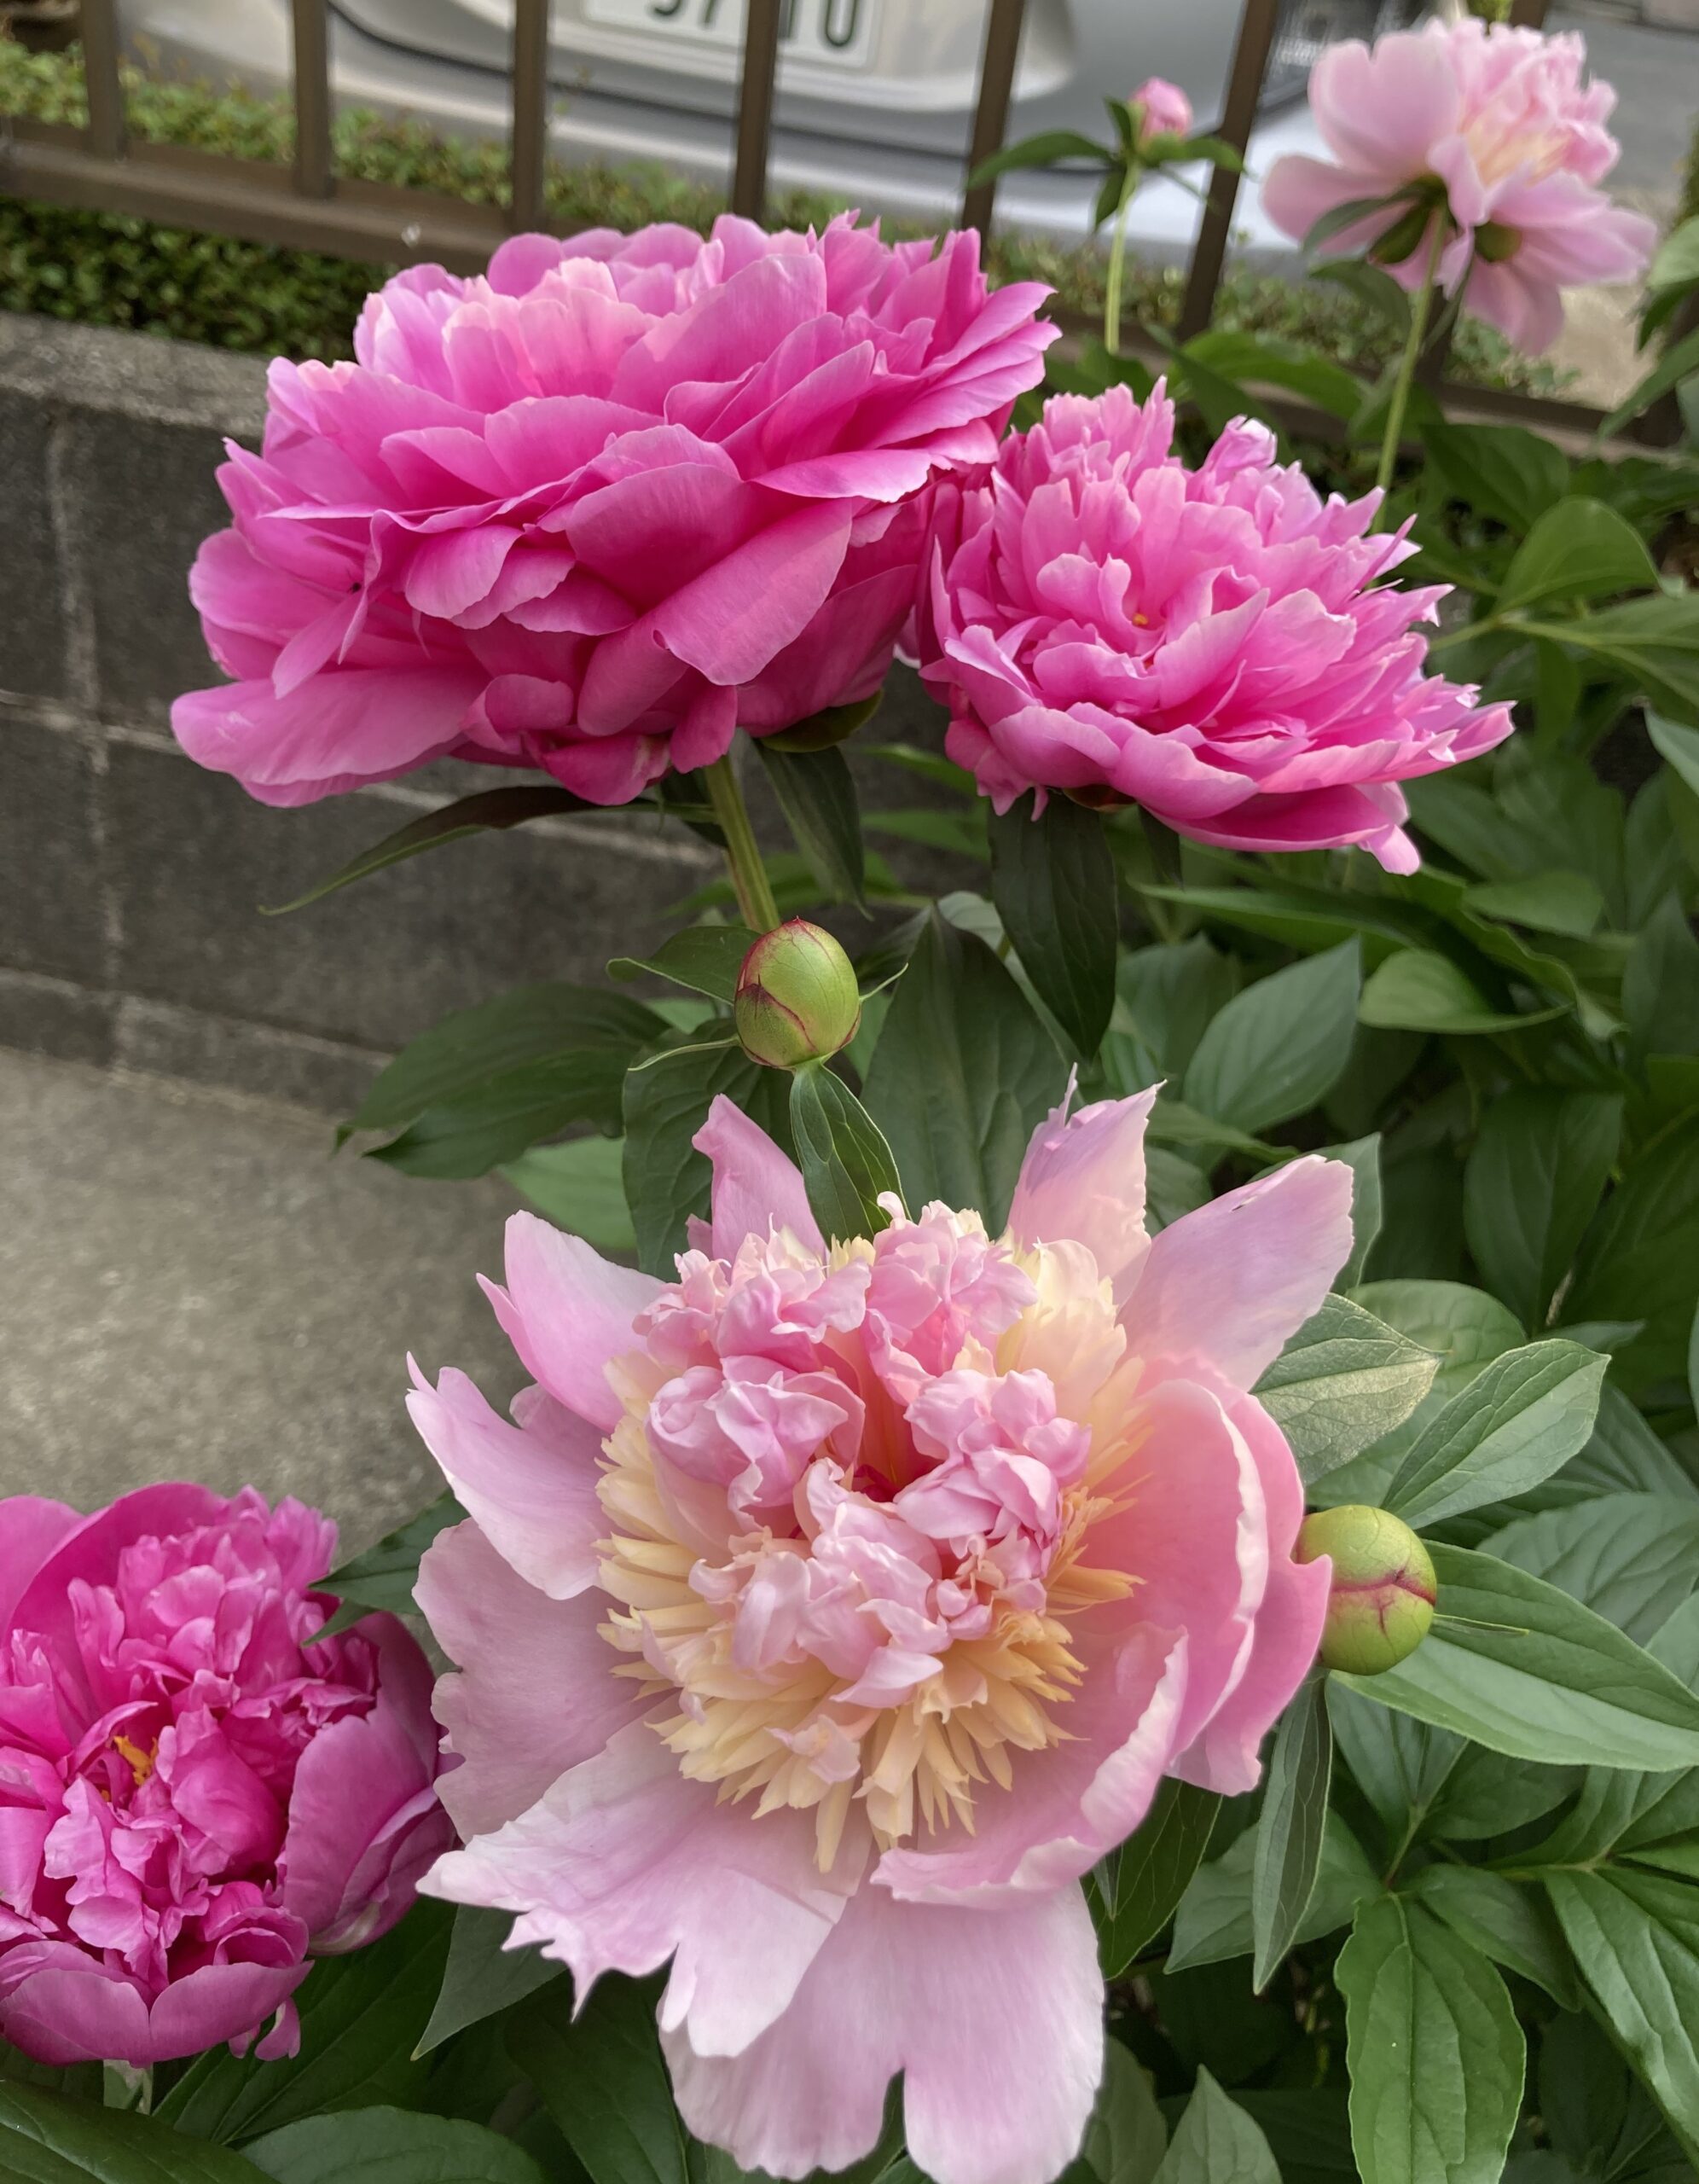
[914,383,1513,869]
[407,1089,1350,2184]
[1262,18,1656,353]
[171,216,1057,809]
[1128,78,1193,147]
[0,1485,451,2067]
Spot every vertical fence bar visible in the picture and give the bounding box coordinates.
[732,0,784,223]
[78,0,127,162]
[960,0,1027,237]
[511,0,550,231]
[1176,0,1278,342]
[291,0,333,200]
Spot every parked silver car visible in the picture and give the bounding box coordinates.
[121,0,1425,255]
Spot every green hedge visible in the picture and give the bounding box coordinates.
[0,38,1556,389]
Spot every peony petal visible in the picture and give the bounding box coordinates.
[420,1721,858,2059]
[694,1096,823,1258]
[482,1211,662,1434]
[1006,1089,1157,1302]
[1117,1155,1355,1389]
[0,1499,78,1629]
[405,1364,605,1599]
[664,1881,1104,2184]
[415,1520,645,1838]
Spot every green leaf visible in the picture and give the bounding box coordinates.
[1424,421,1569,531]
[0,2082,269,2183]
[862,909,1064,1234]
[1405,1867,1580,2010]
[366,1052,638,1180]
[1381,1341,1607,1529]
[1168,1812,1377,1972]
[1075,2042,1167,2184]
[1252,1294,1438,1485]
[1252,1676,1332,1991]
[1545,1868,1699,2164]
[502,1134,636,1256]
[965,127,1114,185]
[609,926,757,1004]
[1463,1090,1622,1333]
[1527,593,1699,723]
[1359,950,1564,1036]
[508,1974,689,2184]
[759,693,883,753]
[1487,1495,1699,1647]
[1089,1779,1221,1978]
[1460,873,1603,940]
[347,986,665,1144]
[1184,940,1361,1133]
[1337,1894,1525,2184]
[1497,498,1659,615]
[415,1904,565,2059]
[260,787,595,915]
[1568,1109,1699,1391]
[1596,322,1699,443]
[622,1037,791,1276]
[156,1902,453,2145]
[1327,1681,1462,1849]
[1313,258,1414,337]
[1333,1543,1699,1771]
[1650,711,1699,801]
[1325,1136,1383,1290]
[314,1492,462,1623]
[244,2106,546,2184]
[756,741,865,909]
[789,1063,902,1244]
[1625,892,1699,1063]
[1181,328,1361,421]
[1102,939,1239,1091]
[989,792,1118,1059]
[1151,2071,1279,2184]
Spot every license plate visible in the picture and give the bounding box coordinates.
[583,0,877,72]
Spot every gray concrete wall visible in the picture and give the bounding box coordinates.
[0,313,958,1117]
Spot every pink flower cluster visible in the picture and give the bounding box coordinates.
[0,1486,449,2067]
[171,216,1054,808]
[407,1089,1352,2184]
[1128,77,1193,147]
[1264,17,1656,352]
[917,384,1513,868]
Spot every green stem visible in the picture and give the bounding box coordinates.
[1374,215,1449,506]
[704,750,780,934]
[1103,160,1141,356]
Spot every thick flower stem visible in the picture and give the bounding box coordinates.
[705,749,781,934]
[1373,217,1448,505]
[1103,163,1141,356]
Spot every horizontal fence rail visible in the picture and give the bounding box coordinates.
[0,0,1672,449]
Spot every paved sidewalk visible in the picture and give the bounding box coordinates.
[0,1051,526,1556]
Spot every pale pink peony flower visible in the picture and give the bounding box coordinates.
[171,216,1057,808]
[914,383,1513,869]
[1262,17,1656,353]
[1128,77,1193,147]
[407,1089,1350,2184]
[0,1485,450,2067]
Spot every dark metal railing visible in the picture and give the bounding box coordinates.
[1,0,1665,446]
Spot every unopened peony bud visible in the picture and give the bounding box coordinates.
[734,920,861,1070]
[1296,1505,1436,1676]
[1128,76,1193,147]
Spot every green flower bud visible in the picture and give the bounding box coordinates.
[1475,219,1522,264]
[1296,1505,1436,1676]
[734,920,861,1071]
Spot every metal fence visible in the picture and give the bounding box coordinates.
[0,0,1667,444]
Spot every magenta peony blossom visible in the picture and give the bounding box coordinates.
[0,1484,450,2067]
[1263,18,1656,353]
[406,1088,1348,2184]
[1128,77,1193,146]
[915,384,1513,869]
[171,216,1056,809]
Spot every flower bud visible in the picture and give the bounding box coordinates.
[1128,76,1193,148]
[734,920,861,1070]
[1296,1505,1436,1676]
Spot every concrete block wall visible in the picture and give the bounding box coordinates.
[0,313,960,1117]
